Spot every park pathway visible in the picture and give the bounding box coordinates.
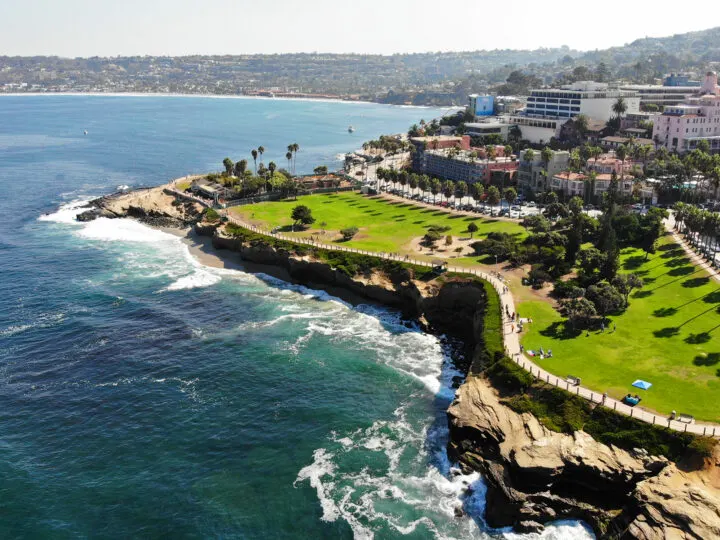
[665,214,720,285]
[208,203,720,437]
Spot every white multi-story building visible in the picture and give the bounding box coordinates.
[523,81,640,122]
[652,72,720,154]
[505,81,640,144]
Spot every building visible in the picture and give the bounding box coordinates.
[550,171,636,200]
[600,136,654,150]
[619,83,701,109]
[409,135,470,151]
[504,116,562,145]
[464,119,511,140]
[663,74,700,87]
[506,81,640,144]
[523,81,640,123]
[417,149,517,184]
[652,72,720,154]
[516,150,570,194]
[468,94,495,119]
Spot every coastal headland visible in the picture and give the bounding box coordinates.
[80,181,720,539]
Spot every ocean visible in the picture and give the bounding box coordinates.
[0,95,592,539]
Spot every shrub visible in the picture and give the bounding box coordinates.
[445,234,453,246]
[340,226,359,241]
[205,208,220,222]
[688,436,717,459]
[486,357,534,392]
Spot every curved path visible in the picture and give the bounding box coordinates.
[202,198,719,437]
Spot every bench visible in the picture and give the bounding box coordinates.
[566,375,581,386]
[678,414,695,424]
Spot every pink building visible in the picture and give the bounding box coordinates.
[652,72,720,154]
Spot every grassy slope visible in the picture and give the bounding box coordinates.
[230,192,525,255]
[518,235,720,422]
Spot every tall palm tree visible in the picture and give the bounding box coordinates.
[612,97,627,129]
[430,178,441,204]
[251,149,258,174]
[286,151,293,173]
[540,146,554,190]
[616,144,628,183]
[409,173,418,197]
[268,161,276,178]
[258,146,265,164]
[288,143,300,174]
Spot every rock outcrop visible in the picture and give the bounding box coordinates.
[78,186,204,228]
[448,376,720,538]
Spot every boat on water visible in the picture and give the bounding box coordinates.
[84,130,88,135]
[348,125,355,133]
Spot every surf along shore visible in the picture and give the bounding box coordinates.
[78,181,720,538]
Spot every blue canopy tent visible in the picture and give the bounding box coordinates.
[632,380,652,390]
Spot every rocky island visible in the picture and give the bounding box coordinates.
[80,182,720,539]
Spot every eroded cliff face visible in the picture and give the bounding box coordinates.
[447,375,720,538]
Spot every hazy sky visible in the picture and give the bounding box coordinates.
[0,0,714,57]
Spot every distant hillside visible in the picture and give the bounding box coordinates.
[576,26,720,81]
[2,27,719,105]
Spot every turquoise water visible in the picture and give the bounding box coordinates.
[0,96,592,539]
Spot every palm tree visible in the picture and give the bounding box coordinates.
[251,149,258,174]
[616,144,628,183]
[523,149,536,162]
[442,180,454,204]
[485,145,497,184]
[258,146,265,165]
[486,185,501,216]
[398,170,408,197]
[418,175,430,197]
[504,145,513,160]
[471,183,485,208]
[540,147,554,187]
[409,174,418,197]
[456,181,468,203]
[430,178,441,204]
[612,97,627,122]
[223,157,234,176]
[286,151,293,173]
[288,143,300,174]
[268,161,276,178]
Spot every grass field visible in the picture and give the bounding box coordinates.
[518,235,720,422]
[230,191,526,255]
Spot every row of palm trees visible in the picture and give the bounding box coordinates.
[673,202,720,266]
[245,143,300,176]
[375,167,517,214]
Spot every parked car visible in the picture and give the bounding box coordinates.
[526,201,537,208]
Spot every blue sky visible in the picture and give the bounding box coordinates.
[0,0,714,56]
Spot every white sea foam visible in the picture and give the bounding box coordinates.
[38,199,92,224]
[77,217,178,243]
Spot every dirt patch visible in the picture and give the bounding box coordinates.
[409,235,476,258]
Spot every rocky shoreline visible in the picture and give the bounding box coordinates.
[84,184,720,539]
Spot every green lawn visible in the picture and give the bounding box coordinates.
[518,235,720,422]
[230,191,526,255]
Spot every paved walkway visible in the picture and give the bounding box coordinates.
[665,215,720,285]
[215,207,720,437]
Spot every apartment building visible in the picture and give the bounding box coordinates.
[652,72,720,154]
[516,150,570,193]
